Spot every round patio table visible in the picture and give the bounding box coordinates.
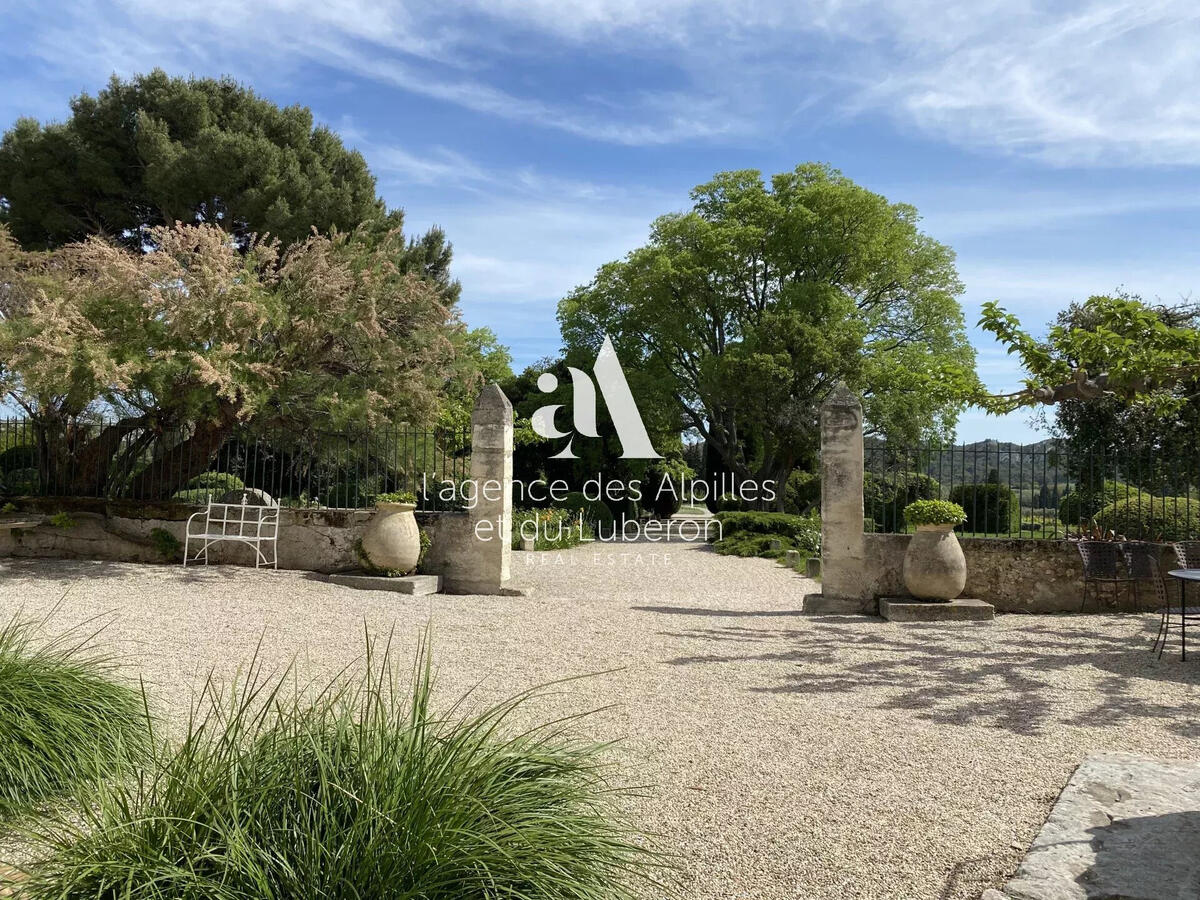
[1165,569,1200,660]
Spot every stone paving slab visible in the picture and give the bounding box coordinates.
[325,573,442,595]
[880,597,995,622]
[992,752,1200,900]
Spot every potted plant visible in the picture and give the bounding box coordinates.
[902,500,968,601]
[359,491,421,575]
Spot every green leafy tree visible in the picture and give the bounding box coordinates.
[559,164,976,503]
[0,223,462,498]
[0,70,383,251]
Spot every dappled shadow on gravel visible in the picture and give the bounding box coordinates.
[657,616,1200,739]
[630,605,806,617]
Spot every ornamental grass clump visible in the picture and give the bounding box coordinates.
[21,636,665,900]
[0,612,148,822]
[903,499,967,528]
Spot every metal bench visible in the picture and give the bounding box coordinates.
[184,497,279,568]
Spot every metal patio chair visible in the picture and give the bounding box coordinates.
[1076,541,1135,611]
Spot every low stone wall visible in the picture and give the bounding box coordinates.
[864,534,1165,613]
[0,498,472,579]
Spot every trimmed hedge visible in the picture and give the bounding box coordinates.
[947,483,1019,533]
[561,492,616,527]
[171,471,246,505]
[1094,493,1200,541]
[1058,480,1134,526]
[712,511,820,557]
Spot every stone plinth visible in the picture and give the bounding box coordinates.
[326,573,442,595]
[879,597,994,622]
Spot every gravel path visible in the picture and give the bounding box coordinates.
[2,544,1198,899]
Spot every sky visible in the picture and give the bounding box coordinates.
[2,0,1199,442]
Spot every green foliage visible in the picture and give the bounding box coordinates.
[0,613,149,820]
[0,70,383,251]
[1094,493,1200,541]
[947,483,1020,533]
[561,492,616,527]
[0,222,467,500]
[903,500,966,527]
[19,638,664,899]
[715,493,748,512]
[375,491,417,505]
[1,502,16,514]
[511,508,590,551]
[0,444,36,472]
[148,527,181,562]
[48,511,76,529]
[783,470,821,515]
[978,293,1200,412]
[643,458,694,518]
[713,531,799,560]
[1058,480,1131,526]
[713,510,821,557]
[171,472,246,505]
[864,471,941,531]
[559,164,977,494]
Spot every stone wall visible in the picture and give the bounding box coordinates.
[861,533,1146,613]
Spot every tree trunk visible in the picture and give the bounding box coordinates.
[125,403,240,500]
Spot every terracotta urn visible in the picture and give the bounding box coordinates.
[360,502,420,574]
[902,523,966,601]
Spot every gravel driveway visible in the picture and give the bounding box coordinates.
[2,543,1198,899]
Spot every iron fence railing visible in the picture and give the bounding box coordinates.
[864,441,1200,540]
[0,418,471,512]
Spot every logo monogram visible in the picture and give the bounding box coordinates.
[531,336,661,459]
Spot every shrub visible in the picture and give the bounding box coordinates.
[783,470,820,515]
[865,471,941,532]
[375,491,417,505]
[0,613,149,820]
[713,511,820,556]
[148,527,182,562]
[171,472,246,505]
[643,458,693,519]
[903,500,966,527]
[20,640,663,899]
[1058,480,1135,526]
[947,483,1019,533]
[1095,494,1200,541]
[713,531,798,559]
[715,493,747,512]
[0,445,36,473]
[511,508,590,550]
[561,491,616,528]
[48,511,76,529]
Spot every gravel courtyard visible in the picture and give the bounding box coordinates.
[2,543,1198,899]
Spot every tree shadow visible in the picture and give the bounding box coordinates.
[651,614,1200,739]
[1077,810,1200,897]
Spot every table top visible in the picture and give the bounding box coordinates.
[1168,569,1200,581]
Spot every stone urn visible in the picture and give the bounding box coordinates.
[360,501,420,574]
[902,524,967,601]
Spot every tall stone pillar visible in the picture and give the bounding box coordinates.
[803,382,876,614]
[447,383,514,594]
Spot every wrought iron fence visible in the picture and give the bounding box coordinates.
[0,418,471,512]
[864,440,1200,540]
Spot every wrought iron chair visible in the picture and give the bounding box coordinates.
[1156,542,1200,658]
[1076,541,1135,611]
[1122,542,1165,609]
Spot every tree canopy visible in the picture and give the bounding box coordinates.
[978,293,1200,413]
[558,164,977,497]
[0,222,465,497]
[0,70,385,251]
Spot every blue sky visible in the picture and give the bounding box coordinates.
[3,0,1199,442]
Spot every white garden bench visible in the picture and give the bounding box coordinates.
[184,497,279,569]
